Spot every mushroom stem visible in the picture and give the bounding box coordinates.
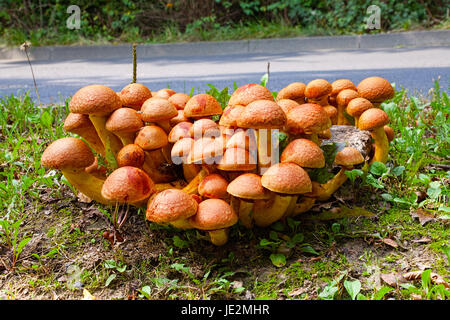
[291,197,316,217]
[62,170,111,205]
[142,150,175,183]
[256,129,278,175]
[370,126,389,164]
[238,199,254,229]
[157,120,171,134]
[208,228,230,246]
[89,115,123,156]
[183,163,201,182]
[182,167,209,194]
[337,104,352,125]
[117,133,136,146]
[253,193,292,227]
[169,218,193,230]
[317,167,349,201]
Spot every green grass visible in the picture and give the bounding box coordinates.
[0,80,449,300]
[2,17,449,48]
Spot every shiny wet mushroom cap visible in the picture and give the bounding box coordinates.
[146,189,198,224]
[261,162,312,194]
[69,84,122,116]
[119,83,152,110]
[228,83,274,107]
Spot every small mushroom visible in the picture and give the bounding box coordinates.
[105,107,144,145]
[198,173,229,200]
[116,144,146,168]
[184,94,223,120]
[154,88,176,99]
[119,83,152,110]
[41,137,110,204]
[357,76,394,108]
[346,97,374,127]
[258,162,312,227]
[305,79,332,106]
[189,199,238,246]
[101,166,155,207]
[329,79,356,107]
[335,89,360,126]
[276,82,306,105]
[140,97,178,133]
[312,146,365,201]
[227,173,271,228]
[168,92,190,110]
[146,189,198,230]
[236,99,286,174]
[69,85,123,156]
[358,108,390,163]
[63,113,105,156]
[228,83,274,107]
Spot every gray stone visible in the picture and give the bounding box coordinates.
[322,125,372,159]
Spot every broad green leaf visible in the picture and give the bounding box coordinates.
[269,253,286,267]
[344,280,361,300]
[374,286,394,300]
[301,245,319,255]
[345,169,364,183]
[319,285,339,300]
[392,166,405,176]
[260,73,269,87]
[172,235,189,249]
[370,161,388,176]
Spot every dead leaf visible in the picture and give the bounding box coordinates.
[403,271,450,289]
[411,237,433,244]
[82,289,97,300]
[77,192,93,203]
[411,293,422,300]
[288,288,307,297]
[380,273,407,287]
[381,238,398,248]
[410,208,436,226]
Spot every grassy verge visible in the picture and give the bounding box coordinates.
[0,80,448,300]
[2,18,449,48]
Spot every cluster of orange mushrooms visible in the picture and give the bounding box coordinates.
[41,76,395,246]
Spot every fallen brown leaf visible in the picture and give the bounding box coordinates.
[380,273,407,287]
[288,288,307,297]
[410,208,436,226]
[411,237,433,244]
[381,238,399,248]
[77,192,93,203]
[403,270,450,289]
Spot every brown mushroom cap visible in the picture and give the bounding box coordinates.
[237,100,286,129]
[286,103,331,135]
[276,99,301,116]
[171,137,195,164]
[146,189,198,223]
[117,144,146,168]
[105,107,143,134]
[189,199,238,230]
[276,82,306,104]
[228,83,274,107]
[261,162,312,194]
[168,121,193,143]
[280,138,325,168]
[346,97,373,118]
[357,76,395,103]
[198,174,229,199]
[184,94,223,118]
[330,79,356,99]
[169,110,190,127]
[101,166,155,203]
[358,108,390,131]
[63,113,94,133]
[305,79,332,99]
[227,173,271,200]
[168,93,191,110]
[189,118,221,139]
[119,83,152,110]
[41,137,95,172]
[154,88,176,99]
[334,147,365,167]
[187,137,225,164]
[69,85,122,116]
[219,105,244,127]
[217,147,257,171]
[336,89,360,107]
[225,129,257,151]
[140,98,178,122]
[134,125,169,150]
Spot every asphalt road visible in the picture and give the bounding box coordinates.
[1,46,449,105]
